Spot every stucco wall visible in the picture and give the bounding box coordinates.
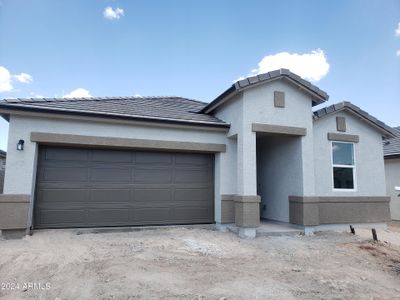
[385,158,400,220]
[214,79,317,199]
[4,114,228,225]
[257,135,303,222]
[313,111,387,197]
[242,80,316,197]
[213,95,241,196]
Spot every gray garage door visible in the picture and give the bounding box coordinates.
[34,146,214,229]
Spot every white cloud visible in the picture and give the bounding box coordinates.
[103,6,124,20]
[13,73,33,84]
[63,88,92,98]
[397,49,400,57]
[0,66,33,93]
[242,49,330,82]
[0,66,13,93]
[395,22,400,37]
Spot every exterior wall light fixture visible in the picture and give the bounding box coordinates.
[17,139,25,151]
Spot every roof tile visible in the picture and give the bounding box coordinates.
[314,101,396,138]
[238,78,250,88]
[0,96,229,127]
[201,69,329,113]
[248,76,259,84]
[257,73,271,81]
[383,127,400,157]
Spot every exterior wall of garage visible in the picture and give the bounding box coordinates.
[3,114,228,229]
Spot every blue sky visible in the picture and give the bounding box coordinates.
[0,0,399,151]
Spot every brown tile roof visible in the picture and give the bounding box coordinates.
[0,96,229,128]
[313,101,396,138]
[200,68,329,113]
[383,127,400,158]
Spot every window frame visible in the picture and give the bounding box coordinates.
[331,141,357,192]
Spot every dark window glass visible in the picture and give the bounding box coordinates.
[332,142,354,165]
[333,167,354,189]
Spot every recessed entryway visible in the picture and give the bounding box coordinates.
[256,134,303,222]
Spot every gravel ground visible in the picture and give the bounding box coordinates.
[0,224,400,300]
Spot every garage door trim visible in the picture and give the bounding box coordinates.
[31,132,226,153]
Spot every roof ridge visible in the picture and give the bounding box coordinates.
[0,96,205,104]
[200,68,329,114]
[313,101,396,138]
[0,95,228,128]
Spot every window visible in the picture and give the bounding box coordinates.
[332,142,355,190]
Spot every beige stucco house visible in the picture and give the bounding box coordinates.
[383,127,400,220]
[0,69,395,238]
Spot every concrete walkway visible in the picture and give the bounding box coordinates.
[227,220,304,237]
[257,220,304,236]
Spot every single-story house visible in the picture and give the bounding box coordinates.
[0,150,6,193]
[0,69,396,238]
[383,127,400,220]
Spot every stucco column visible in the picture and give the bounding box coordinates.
[300,133,316,196]
[214,153,222,224]
[237,131,257,195]
[235,131,260,235]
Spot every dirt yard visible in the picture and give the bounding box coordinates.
[1,224,400,300]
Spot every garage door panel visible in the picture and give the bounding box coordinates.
[135,152,173,164]
[90,189,131,203]
[90,167,132,182]
[174,206,212,221]
[175,169,209,183]
[174,188,211,202]
[134,188,172,202]
[134,168,173,183]
[43,167,88,182]
[34,146,214,228]
[87,209,131,223]
[45,148,88,162]
[37,210,87,227]
[91,149,132,163]
[175,153,210,165]
[133,207,171,222]
[39,189,89,203]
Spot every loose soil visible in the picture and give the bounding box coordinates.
[0,224,399,299]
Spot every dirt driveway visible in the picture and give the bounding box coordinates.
[0,225,400,300]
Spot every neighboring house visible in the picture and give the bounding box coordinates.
[0,69,395,238]
[383,127,400,220]
[0,150,5,193]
